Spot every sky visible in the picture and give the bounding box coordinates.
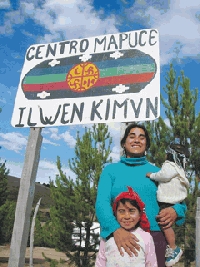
[0,0,200,184]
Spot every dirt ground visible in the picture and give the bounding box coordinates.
[0,246,68,267]
[0,246,196,266]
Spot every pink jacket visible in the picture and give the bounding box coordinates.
[95,227,158,267]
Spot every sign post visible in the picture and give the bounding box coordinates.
[8,128,42,267]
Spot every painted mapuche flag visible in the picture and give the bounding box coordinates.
[22,49,156,100]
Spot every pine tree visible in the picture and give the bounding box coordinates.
[0,160,9,207]
[48,124,112,267]
[161,64,198,144]
[0,160,13,244]
[48,162,75,252]
[0,200,16,244]
[145,117,171,167]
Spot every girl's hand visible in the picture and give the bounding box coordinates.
[146,172,151,178]
[156,207,177,229]
[113,227,140,257]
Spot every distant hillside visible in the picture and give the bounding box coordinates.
[7,175,52,209]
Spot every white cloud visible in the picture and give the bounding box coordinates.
[43,137,60,146]
[1,0,118,42]
[2,0,199,65]
[2,160,22,178]
[37,159,76,183]
[164,118,170,128]
[126,0,200,65]
[1,158,75,184]
[48,128,61,140]
[0,132,27,153]
[110,145,120,162]
[0,84,17,106]
[0,0,10,9]
[0,97,6,104]
[60,131,76,148]
[33,0,118,42]
[107,122,120,146]
[42,127,76,147]
[0,9,25,34]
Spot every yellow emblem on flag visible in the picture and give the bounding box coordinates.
[67,63,99,91]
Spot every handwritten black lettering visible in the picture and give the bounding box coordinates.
[105,99,110,120]
[112,100,127,119]
[129,32,138,48]
[60,103,70,124]
[59,41,70,54]
[90,100,103,120]
[70,103,84,123]
[15,107,26,127]
[70,40,78,54]
[80,39,89,53]
[35,45,45,60]
[107,35,118,50]
[130,99,143,118]
[40,105,61,125]
[94,37,106,52]
[119,33,128,49]
[146,97,158,118]
[139,30,147,46]
[27,108,37,126]
[149,29,157,46]
[46,43,57,58]
[26,47,35,61]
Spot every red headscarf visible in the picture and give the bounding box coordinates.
[112,186,150,232]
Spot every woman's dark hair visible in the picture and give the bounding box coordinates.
[120,123,150,150]
[115,198,141,213]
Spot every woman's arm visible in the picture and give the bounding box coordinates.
[113,227,140,257]
[157,201,187,229]
[95,165,120,238]
[172,201,187,226]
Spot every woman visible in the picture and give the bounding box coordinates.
[95,123,186,267]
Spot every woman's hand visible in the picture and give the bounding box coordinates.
[146,172,152,178]
[113,227,140,257]
[156,207,177,229]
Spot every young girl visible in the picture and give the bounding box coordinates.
[95,186,158,267]
[146,143,190,266]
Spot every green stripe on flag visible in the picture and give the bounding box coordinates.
[100,64,155,77]
[23,73,66,84]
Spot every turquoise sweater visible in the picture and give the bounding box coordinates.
[95,156,187,239]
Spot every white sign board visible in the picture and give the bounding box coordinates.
[11,29,160,128]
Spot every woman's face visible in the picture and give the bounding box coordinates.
[123,127,147,158]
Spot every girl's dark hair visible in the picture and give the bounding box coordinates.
[115,198,141,212]
[120,123,150,150]
[166,152,185,168]
[166,153,175,163]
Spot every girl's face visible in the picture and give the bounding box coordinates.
[116,201,140,231]
[123,127,147,158]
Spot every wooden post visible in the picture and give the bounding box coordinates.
[30,198,42,267]
[8,127,43,267]
[196,197,200,267]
